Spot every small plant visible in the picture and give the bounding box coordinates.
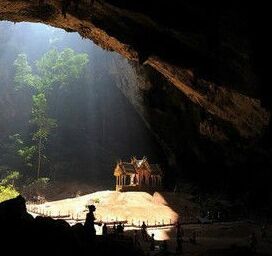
[93,198,100,204]
[0,184,19,203]
[0,171,20,202]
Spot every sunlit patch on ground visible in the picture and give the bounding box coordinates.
[27,190,178,240]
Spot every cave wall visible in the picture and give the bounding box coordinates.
[109,57,271,199]
[0,0,271,198]
[0,0,269,138]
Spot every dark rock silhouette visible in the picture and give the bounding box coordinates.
[0,195,143,256]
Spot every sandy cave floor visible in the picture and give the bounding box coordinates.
[27,190,179,239]
[26,191,272,255]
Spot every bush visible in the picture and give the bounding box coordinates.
[0,184,19,203]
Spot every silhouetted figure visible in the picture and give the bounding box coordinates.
[150,233,155,251]
[141,221,148,241]
[117,222,124,233]
[102,223,108,236]
[249,232,257,253]
[113,223,116,233]
[84,204,96,241]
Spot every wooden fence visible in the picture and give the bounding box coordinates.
[26,205,175,228]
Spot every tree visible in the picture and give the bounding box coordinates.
[36,48,89,89]
[31,93,57,178]
[14,48,89,93]
[10,134,36,168]
[14,54,40,90]
[0,170,20,187]
[13,48,89,178]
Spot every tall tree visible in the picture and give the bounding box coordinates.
[14,48,89,178]
[31,93,57,178]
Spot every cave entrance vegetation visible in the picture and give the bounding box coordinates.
[0,0,271,215]
[0,21,165,201]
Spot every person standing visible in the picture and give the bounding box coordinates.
[150,233,155,251]
[141,221,148,241]
[102,223,108,236]
[84,204,96,240]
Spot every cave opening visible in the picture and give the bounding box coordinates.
[0,1,272,255]
[0,21,168,200]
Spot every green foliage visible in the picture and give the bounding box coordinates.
[0,184,19,203]
[9,134,36,167]
[0,171,20,203]
[36,48,89,88]
[31,93,57,141]
[13,54,40,90]
[30,93,57,177]
[17,146,36,167]
[0,170,20,186]
[93,198,100,204]
[14,48,89,92]
[13,48,88,178]
[9,134,24,146]
[24,177,50,196]
[29,177,50,188]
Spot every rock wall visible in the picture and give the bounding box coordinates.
[0,0,271,198]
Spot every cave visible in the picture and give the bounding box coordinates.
[0,1,271,255]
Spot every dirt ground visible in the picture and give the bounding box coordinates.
[162,222,272,255]
[27,190,272,255]
[27,190,179,225]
